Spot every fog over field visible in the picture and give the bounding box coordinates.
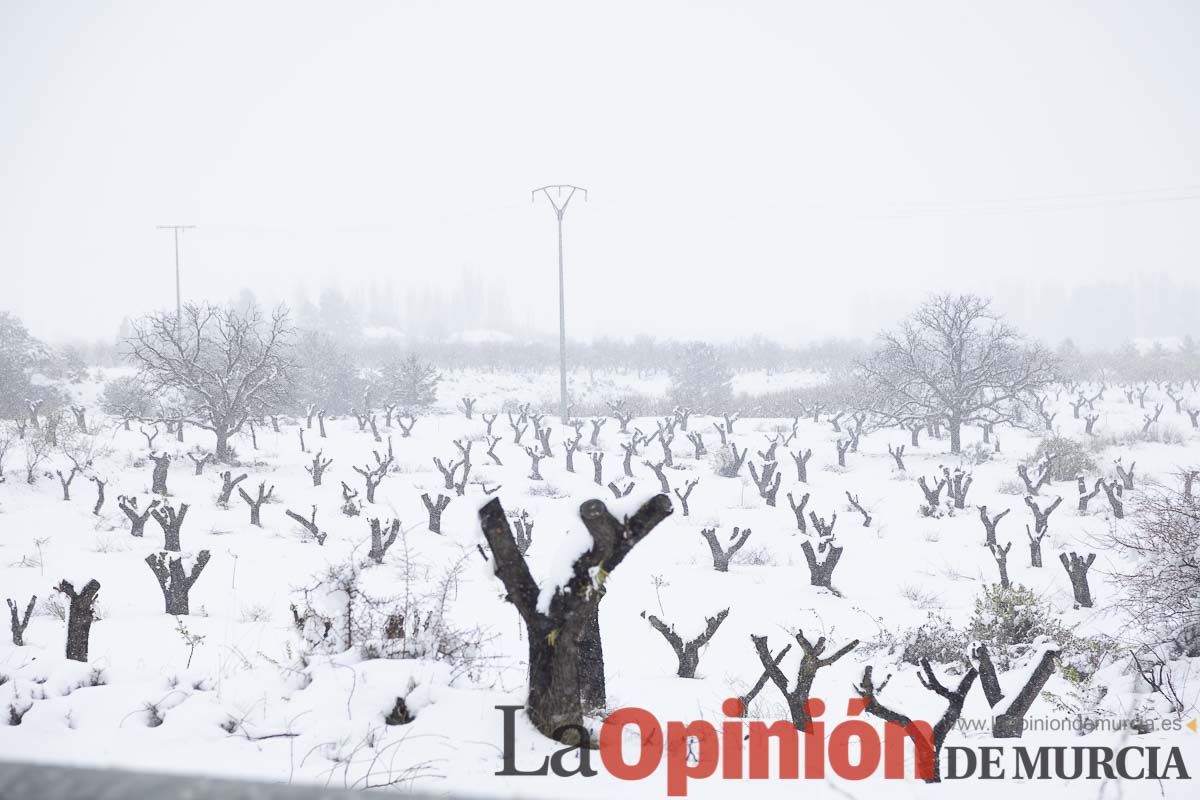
[4,1,1200,346]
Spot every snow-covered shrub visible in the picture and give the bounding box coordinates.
[918,501,945,519]
[966,583,1072,669]
[995,477,1027,495]
[1025,435,1096,481]
[708,446,741,478]
[291,552,490,679]
[382,354,440,412]
[526,481,568,499]
[899,582,942,609]
[100,375,152,421]
[667,342,732,414]
[290,329,361,415]
[1148,424,1186,445]
[731,544,778,567]
[960,441,993,466]
[899,613,967,666]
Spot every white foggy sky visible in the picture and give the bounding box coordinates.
[3,0,1199,344]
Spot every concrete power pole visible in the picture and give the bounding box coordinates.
[531,185,587,424]
[156,224,195,330]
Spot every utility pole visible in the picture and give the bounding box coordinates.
[156,225,195,330]
[531,185,587,424]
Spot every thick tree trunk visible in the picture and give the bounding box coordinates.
[214,430,230,462]
[948,416,962,454]
[57,580,101,662]
[478,495,672,744]
[578,608,606,710]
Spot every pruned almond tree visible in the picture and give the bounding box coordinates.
[477,494,673,743]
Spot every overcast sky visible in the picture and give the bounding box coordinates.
[3,0,1199,345]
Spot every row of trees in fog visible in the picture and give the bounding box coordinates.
[4,293,1200,462]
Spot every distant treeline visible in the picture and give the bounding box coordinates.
[34,324,1200,383]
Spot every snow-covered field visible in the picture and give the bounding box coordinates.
[2,370,1199,798]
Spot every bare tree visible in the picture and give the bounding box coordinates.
[306,451,333,486]
[788,447,811,483]
[1103,485,1200,641]
[421,492,451,533]
[988,541,1013,588]
[845,491,871,527]
[942,466,972,508]
[511,510,534,555]
[525,446,545,481]
[589,417,606,446]
[747,460,781,506]
[217,469,247,505]
[1024,495,1062,534]
[237,481,274,526]
[977,505,1010,547]
[643,608,729,678]
[750,630,858,731]
[643,459,670,494]
[673,477,699,516]
[1099,478,1125,518]
[918,473,946,516]
[118,495,159,537]
[285,505,326,545]
[7,596,36,645]
[477,495,672,743]
[145,551,211,614]
[1059,551,1096,607]
[89,475,106,515]
[800,537,843,589]
[854,660,977,783]
[1114,457,1136,490]
[149,452,171,494]
[187,450,213,475]
[126,302,293,462]
[834,438,851,467]
[151,501,189,551]
[972,642,1059,737]
[699,526,751,572]
[367,518,400,564]
[353,447,393,503]
[607,399,635,433]
[564,434,581,473]
[1026,523,1047,567]
[716,442,747,478]
[857,294,1056,454]
[1076,476,1103,512]
[55,579,101,662]
[786,491,809,533]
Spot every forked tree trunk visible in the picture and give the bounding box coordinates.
[7,596,36,646]
[146,551,211,615]
[478,495,672,744]
[56,579,101,662]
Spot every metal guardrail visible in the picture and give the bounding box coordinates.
[0,761,443,800]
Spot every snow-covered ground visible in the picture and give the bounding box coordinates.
[2,371,1199,798]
